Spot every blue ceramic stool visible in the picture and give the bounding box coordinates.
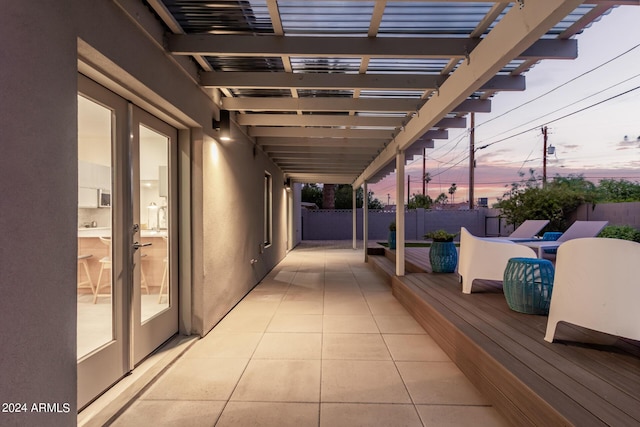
[542,231,562,254]
[503,257,555,315]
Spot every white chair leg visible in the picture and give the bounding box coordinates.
[158,259,168,304]
[77,258,95,294]
[93,264,105,304]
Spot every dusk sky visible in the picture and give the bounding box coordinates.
[369,5,640,206]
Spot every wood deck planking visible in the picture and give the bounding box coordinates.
[393,275,571,426]
[394,276,604,425]
[475,281,640,394]
[404,274,640,426]
[367,248,640,427]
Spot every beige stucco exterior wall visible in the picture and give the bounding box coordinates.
[1,2,78,426]
[1,1,288,422]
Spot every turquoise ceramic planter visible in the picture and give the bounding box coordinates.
[429,241,458,273]
[388,231,396,249]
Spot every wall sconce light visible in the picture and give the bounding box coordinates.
[213,109,231,141]
[284,178,292,192]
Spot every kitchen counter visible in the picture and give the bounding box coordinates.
[77,228,167,238]
[78,227,110,238]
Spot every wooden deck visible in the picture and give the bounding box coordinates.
[368,247,640,427]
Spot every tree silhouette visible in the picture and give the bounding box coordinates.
[448,183,457,204]
[424,172,432,196]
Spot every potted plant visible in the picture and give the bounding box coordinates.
[424,229,458,273]
[388,221,396,249]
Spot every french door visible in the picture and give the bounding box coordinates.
[77,75,178,409]
[130,106,178,365]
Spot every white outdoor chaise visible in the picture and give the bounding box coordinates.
[545,237,640,343]
[518,220,608,258]
[458,227,537,294]
[500,219,550,240]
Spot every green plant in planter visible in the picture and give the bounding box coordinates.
[388,221,397,249]
[424,229,458,273]
[424,229,458,242]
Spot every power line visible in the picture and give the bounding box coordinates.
[476,85,640,151]
[479,73,640,143]
[370,47,640,196]
[475,43,640,131]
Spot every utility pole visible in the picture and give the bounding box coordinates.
[407,175,410,205]
[469,112,475,210]
[542,126,548,187]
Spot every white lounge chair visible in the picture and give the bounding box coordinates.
[518,220,608,258]
[545,237,640,343]
[458,227,537,294]
[502,219,550,240]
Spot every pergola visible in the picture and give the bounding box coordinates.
[146,0,632,272]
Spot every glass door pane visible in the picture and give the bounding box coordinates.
[77,74,128,411]
[131,106,178,365]
[139,125,170,322]
[77,94,113,359]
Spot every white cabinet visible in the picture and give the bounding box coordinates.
[78,187,98,208]
[79,161,111,190]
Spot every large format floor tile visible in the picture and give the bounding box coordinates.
[320,403,422,427]
[396,361,491,405]
[143,358,248,401]
[322,333,391,360]
[321,360,411,403]
[217,402,319,427]
[111,400,225,427]
[231,359,321,402]
[113,242,506,426]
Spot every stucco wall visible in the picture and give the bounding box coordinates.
[1,1,289,422]
[199,131,287,334]
[574,202,640,229]
[301,203,640,242]
[1,3,78,425]
[302,208,501,240]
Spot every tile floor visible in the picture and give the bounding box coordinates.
[111,242,509,426]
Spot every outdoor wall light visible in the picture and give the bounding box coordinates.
[213,109,231,141]
[284,178,292,191]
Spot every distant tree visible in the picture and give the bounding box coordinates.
[496,172,597,232]
[448,183,457,203]
[407,194,433,209]
[334,184,353,209]
[424,172,432,196]
[366,192,384,210]
[323,184,336,209]
[434,193,448,205]
[596,179,640,202]
[334,184,384,209]
[301,183,323,208]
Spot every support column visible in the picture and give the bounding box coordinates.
[469,112,475,210]
[352,186,357,250]
[363,181,369,262]
[396,152,405,276]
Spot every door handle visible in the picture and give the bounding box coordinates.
[133,241,152,250]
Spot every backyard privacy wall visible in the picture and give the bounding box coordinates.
[302,208,506,240]
[302,202,640,241]
[573,202,640,229]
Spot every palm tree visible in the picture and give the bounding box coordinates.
[448,183,457,204]
[424,172,432,196]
